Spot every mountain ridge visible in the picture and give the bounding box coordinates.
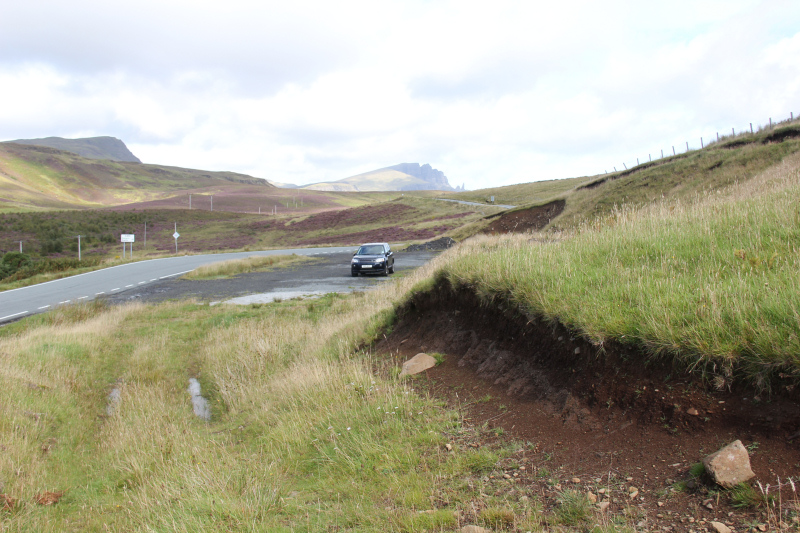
[299,162,462,192]
[5,136,142,163]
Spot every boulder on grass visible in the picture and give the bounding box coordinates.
[400,353,436,376]
[702,440,755,488]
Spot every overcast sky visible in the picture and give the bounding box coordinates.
[1,1,798,190]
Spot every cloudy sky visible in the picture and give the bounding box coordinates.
[1,1,798,190]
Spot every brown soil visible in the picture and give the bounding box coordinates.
[376,282,800,530]
[482,200,565,234]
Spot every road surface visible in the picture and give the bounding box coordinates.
[0,246,364,324]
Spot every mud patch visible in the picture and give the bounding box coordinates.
[376,281,800,530]
[482,200,565,234]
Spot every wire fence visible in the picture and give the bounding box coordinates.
[605,111,798,174]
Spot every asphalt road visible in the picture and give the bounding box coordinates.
[0,246,354,324]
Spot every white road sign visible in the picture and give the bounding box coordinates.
[121,234,135,243]
[173,232,180,239]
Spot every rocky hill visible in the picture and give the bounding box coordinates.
[4,136,142,163]
[301,163,462,192]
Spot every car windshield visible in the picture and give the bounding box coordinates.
[357,245,384,255]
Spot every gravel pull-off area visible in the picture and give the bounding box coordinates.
[100,251,437,305]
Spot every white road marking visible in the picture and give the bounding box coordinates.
[0,311,28,321]
[159,270,192,279]
[96,292,105,295]
[150,279,156,282]
[78,296,88,300]
[125,284,133,288]
[138,281,146,285]
[111,288,120,291]
[59,300,70,304]
[38,305,51,310]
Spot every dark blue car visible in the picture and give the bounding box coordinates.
[351,242,395,277]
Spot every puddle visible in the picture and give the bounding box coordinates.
[216,289,338,305]
[106,386,122,416]
[188,378,211,420]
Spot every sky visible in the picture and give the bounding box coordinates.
[1,1,799,190]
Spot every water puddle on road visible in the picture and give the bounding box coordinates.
[188,378,211,421]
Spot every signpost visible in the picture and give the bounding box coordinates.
[121,234,135,259]
[173,223,180,254]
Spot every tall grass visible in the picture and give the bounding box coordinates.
[181,254,307,280]
[437,153,800,388]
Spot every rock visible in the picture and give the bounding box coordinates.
[571,477,581,483]
[461,526,491,533]
[702,440,755,488]
[628,486,638,493]
[574,347,581,354]
[710,521,731,533]
[629,490,639,499]
[597,501,610,511]
[587,491,597,503]
[445,443,453,451]
[688,407,699,416]
[399,353,436,376]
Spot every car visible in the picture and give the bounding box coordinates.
[351,242,394,277]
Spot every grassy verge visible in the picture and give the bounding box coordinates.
[181,254,313,280]
[435,153,800,388]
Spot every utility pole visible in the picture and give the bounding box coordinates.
[189,194,192,209]
[17,241,22,253]
[144,221,147,249]
[210,195,213,211]
[76,235,82,261]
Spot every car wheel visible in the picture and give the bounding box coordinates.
[388,264,394,274]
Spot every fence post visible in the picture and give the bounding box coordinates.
[649,154,651,162]
[792,112,794,121]
[672,146,675,155]
[623,163,627,170]
[769,117,772,128]
[686,141,689,152]
[636,158,639,165]
[732,127,735,136]
[701,137,704,148]
[661,149,664,158]
[614,167,617,172]
[717,132,719,141]
[750,123,753,134]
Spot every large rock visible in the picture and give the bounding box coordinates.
[702,440,755,488]
[400,353,436,376]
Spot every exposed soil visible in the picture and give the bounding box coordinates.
[482,200,566,234]
[376,282,800,531]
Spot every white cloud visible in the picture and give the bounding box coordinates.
[0,0,798,190]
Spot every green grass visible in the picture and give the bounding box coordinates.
[435,152,800,389]
[181,254,311,280]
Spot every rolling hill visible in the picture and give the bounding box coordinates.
[4,136,142,163]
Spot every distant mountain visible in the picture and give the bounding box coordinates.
[0,142,271,210]
[301,163,461,192]
[5,136,142,163]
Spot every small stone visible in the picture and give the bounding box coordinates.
[587,491,597,503]
[657,513,664,519]
[597,501,610,511]
[688,408,699,416]
[445,443,453,451]
[706,503,714,510]
[503,474,511,479]
[689,517,695,523]
[710,521,731,533]
[598,488,606,494]
[628,486,638,493]
[629,490,639,499]
[572,477,581,483]
[399,353,436,376]
[626,476,634,481]
[757,525,767,532]
[658,501,664,507]
[554,484,562,490]
[703,440,755,488]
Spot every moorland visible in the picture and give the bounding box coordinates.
[1,119,800,531]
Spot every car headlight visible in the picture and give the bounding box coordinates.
[375,258,385,263]
[352,258,359,263]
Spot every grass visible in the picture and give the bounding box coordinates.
[433,151,800,389]
[181,254,311,280]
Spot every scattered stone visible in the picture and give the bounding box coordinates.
[34,491,64,505]
[703,440,756,488]
[706,502,714,510]
[757,524,767,532]
[574,347,581,354]
[572,477,581,483]
[658,501,665,507]
[445,443,453,451]
[628,486,638,493]
[629,490,639,499]
[503,474,511,479]
[598,488,606,494]
[710,521,731,533]
[688,407,699,416]
[597,501,610,511]
[406,237,456,252]
[587,491,597,503]
[461,526,490,533]
[626,476,634,481]
[400,353,437,376]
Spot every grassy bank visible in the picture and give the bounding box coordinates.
[436,153,800,388]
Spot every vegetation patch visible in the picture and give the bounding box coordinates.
[181,254,311,280]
